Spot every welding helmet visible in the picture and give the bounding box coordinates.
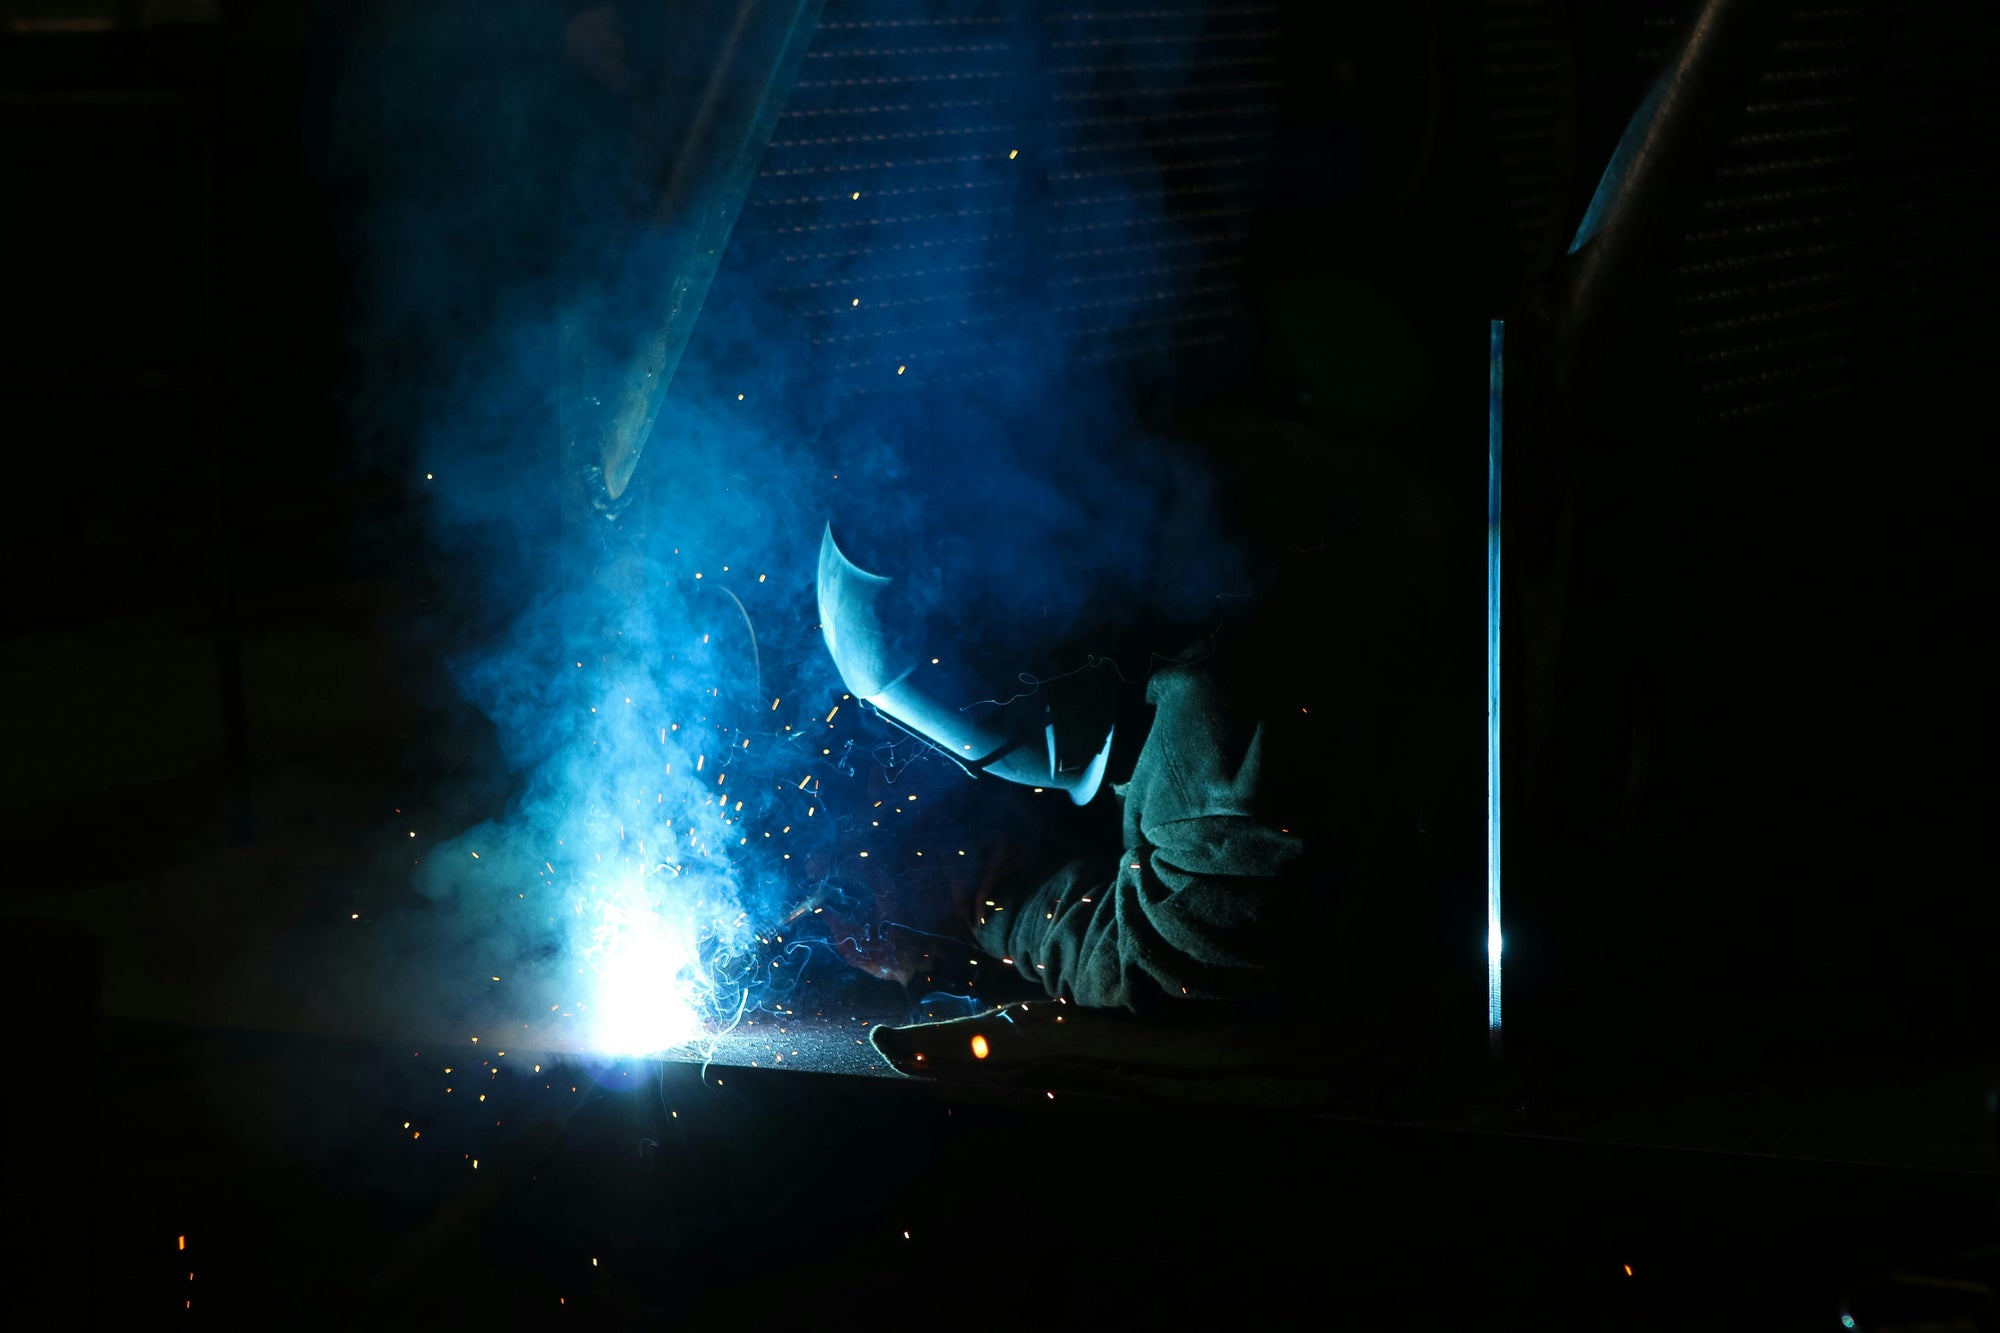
[816,524,1118,805]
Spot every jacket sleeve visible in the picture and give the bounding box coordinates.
[971,665,1315,1011]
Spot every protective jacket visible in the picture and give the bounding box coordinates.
[971,648,1320,1010]
[970,427,1461,1013]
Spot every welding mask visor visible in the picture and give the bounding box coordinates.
[816,525,1117,805]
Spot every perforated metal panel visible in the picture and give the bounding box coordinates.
[732,1,1283,400]
[1664,0,2000,427]
[1041,4,1281,372]
[1667,3,1869,427]
[1480,0,1565,270]
[1473,0,1999,430]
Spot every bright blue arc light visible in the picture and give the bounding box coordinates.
[1487,319,1504,1056]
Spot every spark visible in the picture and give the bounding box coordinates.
[737,393,744,400]
[897,365,906,374]
[577,871,734,1055]
[1008,149,1018,159]
[970,1034,990,1059]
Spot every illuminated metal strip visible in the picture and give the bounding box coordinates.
[1488,319,1505,1057]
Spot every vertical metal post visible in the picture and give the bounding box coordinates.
[1487,319,1504,1057]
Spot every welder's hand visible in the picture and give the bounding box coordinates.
[814,854,966,988]
[868,999,1241,1092]
[868,999,1454,1112]
[869,1000,1088,1081]
[813,837,1016,988]
[821,913,931,986]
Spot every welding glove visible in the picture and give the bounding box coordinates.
[868,1000,1373,1111]
[870,960,1493,1116]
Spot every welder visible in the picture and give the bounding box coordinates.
[817,416,1464,1023]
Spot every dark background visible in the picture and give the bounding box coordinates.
[2,0,1993,1325]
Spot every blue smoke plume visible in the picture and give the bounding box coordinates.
[333,0,1254,1054]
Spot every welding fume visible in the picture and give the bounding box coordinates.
[368,0,1466,1076]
